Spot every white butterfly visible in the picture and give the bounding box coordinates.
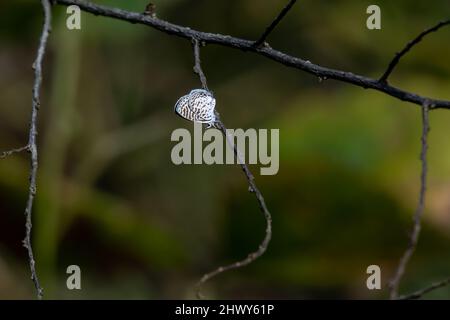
[174,89,216,126]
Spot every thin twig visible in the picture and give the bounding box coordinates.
[253,0,298,48]
[0,145,29,159]
[194,120,272,299]
[380,19,450,83]
[53,0,450,109]
[22,0,52,300]
[192,39,208,91]
[399,278,450,300]
[190,41,272,299]
[389,103,430,300]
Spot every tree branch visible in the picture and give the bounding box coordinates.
[380,20,450,83]
[53,0,450,110]
[253,0,298,48]
[389,103,430,300]
[399,277,450,300]
[22,0,52,300]
[190,41,272,299]
[0,145,29,159]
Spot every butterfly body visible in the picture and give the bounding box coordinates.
[174,89,216,125]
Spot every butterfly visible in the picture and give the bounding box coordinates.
[174,89,216,126]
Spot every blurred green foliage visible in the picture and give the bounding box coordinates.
[0,0,449,299]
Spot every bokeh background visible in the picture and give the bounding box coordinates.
[0,0,449,299]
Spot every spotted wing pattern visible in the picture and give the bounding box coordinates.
[174,89,216,124]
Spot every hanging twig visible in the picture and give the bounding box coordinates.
[21,0,52,300]
[194,120,272,299]
[191,39,272,299]
[388,103,430,300]
[253,0,298,48]
[192,39,208,91]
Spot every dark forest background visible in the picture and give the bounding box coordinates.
[0,0,449,299]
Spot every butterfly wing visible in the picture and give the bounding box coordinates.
[174,89,216,124]
[174,94,194,121]
[188,89,216,123]
[193,105,216,123]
